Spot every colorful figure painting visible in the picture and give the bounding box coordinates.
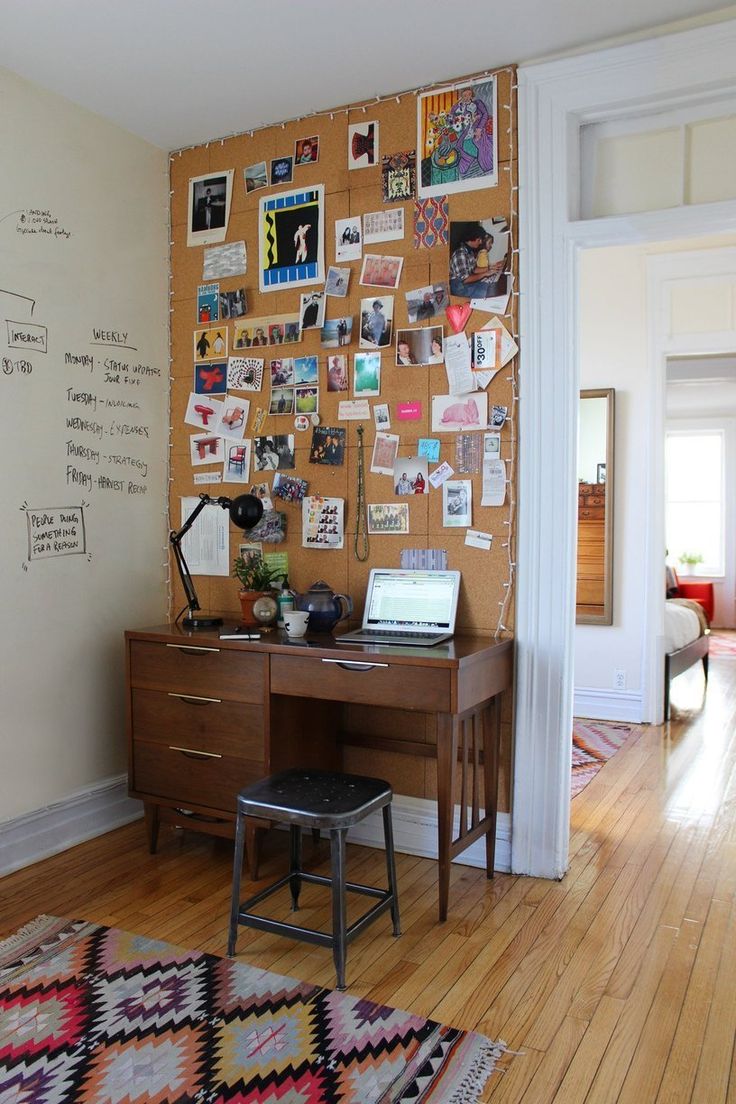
[417,76,497,197]
[258,186,325,293]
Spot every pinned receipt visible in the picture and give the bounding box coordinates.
[465,529,493,550]
[482,458,506,506]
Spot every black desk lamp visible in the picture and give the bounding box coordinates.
[170,492,264,629]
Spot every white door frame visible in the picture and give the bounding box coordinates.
[514,20,736,878]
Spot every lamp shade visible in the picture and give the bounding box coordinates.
[227,494,264,531]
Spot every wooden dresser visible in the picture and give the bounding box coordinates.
[125,623,513,919]
[577,481,606,612]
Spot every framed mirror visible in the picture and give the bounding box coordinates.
[576,388,614,625]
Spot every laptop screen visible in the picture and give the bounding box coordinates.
[364,569,460,630]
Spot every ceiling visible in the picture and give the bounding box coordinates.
[1,0,733,150]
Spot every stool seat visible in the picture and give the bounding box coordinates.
[236,769,392,828]
[228,768,400,990]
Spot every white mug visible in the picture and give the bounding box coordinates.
[283,610,309,637]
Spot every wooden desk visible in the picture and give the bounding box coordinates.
[125,624,513,920]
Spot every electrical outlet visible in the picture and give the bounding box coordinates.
[614,668,626,691]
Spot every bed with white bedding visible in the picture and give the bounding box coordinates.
[664,598,710,719]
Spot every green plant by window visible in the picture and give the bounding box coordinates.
[678,552,703,566]
[232,554,283,591]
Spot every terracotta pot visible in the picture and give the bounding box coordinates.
[238,589,268,626]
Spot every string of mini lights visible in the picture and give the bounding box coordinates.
[165,66,519,633]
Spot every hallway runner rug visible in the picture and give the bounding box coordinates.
[0,915,509,1103]
[709,632,736,657]
[572,720,636,799]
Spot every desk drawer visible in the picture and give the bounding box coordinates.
[270,654,450,711]
[129,640,264,702]
[133,740,263,812]
[131,689,264,760]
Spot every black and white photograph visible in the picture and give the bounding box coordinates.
[219,287,247,319]
[187,171,233,247]
[405,282,449,324]
[335,217,362,263]
[299,291,325,331]
[359,296,393,350]
[443,479,472,527]
[253,435,295,471]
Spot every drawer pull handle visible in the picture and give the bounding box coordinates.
[321,658,389,671]
[167,693,222,705]
[169,745,222,760]
[165,644,220,655]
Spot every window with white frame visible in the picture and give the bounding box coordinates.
[665,428,724,577]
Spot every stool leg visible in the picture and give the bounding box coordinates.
[330,828,348,991]
[382,804,401,937]
[289,825,302,911]
[227,810,246,956]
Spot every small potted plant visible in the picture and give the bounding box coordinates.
[678,551,703,576]
[233,554,283,625]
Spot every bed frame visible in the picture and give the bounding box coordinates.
[664,630,710,720]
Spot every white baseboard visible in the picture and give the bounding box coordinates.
[0,775,143,878]
[344,795,511,873]
[574,687,644,723]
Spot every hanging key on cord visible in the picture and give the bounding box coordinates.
[354,423,369,561]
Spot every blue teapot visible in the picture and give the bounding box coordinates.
[294,580,352,633]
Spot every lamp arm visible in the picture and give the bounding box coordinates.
[169,493,215,616]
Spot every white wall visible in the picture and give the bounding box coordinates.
[0,69,169,827]
[575,235,736,716]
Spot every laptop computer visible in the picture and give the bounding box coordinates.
[335,568,461,647]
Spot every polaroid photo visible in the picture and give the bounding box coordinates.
[187,170,233,247]
[194,327,228,362]
[325,266,350,297]
[270,358,294,386]
[373,402,391,431]
[418,76,497,197]
[448,216,510,302]
[359,295,393,350]
[253,435,295,471]
[259,185,324,293]
[293,355,318,385]
[184,393,223,432]
[321,316,353,348]
[219,287,247,320]
[270,156,294,186]
[309,426,346,466]
[353,352,381,397]
[367,503,409,535]
[484,432,501,458]
[194,361,227,395]
[348,120,379,169]
[300,291,326,332]
[359,254,404,290]
[244,161,268,194]
[370,432,400,475]
[491,404,509,428]
[223,440,252,484]
[335,217,362,263]
[197,283,219,324]
[395,326,443,366]
[269,387,295,416]
[393,456,428,495]
[431,392,488,432]
[227,356,263,392]
[326,355,348,392]
[215,398,249,440]
[382,150,416,202]
[190,432,224,466]
[294,135,319,165]
[443,479,472,527]
[405,282,449,324]
[363,208,405,244]
[294,385,319,415]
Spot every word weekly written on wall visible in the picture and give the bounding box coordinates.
[174,68,518,634]
[1,218,159,568]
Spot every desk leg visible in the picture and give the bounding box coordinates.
[436,714,458,922]
[484,697,501,879]
[144,803,160,854]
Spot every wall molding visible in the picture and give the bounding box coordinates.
[0,776,142,878]
[573,687,644,724]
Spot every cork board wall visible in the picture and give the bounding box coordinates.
[169,67,517,809]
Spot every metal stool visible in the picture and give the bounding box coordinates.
[227,769,401,990]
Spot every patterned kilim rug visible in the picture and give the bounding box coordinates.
[572,720,636,799]
[0,915,509,1103]
[709,632,736,657]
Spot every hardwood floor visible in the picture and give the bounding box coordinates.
[2,651,735,1102]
